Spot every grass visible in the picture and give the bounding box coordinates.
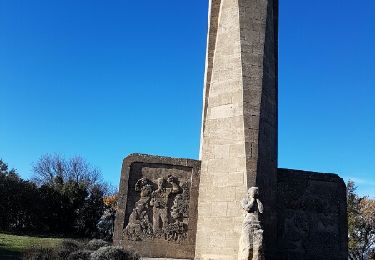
[0,233,63,259]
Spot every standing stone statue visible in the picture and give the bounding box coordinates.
[238,187,264,260]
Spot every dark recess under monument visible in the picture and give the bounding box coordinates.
[113,0,348,259]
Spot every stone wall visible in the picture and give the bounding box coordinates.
[276,169,348,260]
[113,154,201,259]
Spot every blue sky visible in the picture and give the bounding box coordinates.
[0,0,374,197]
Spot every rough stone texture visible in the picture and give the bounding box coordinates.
[113,154,201,259]
[238,187,264,260]
[276,169,348,260]
[196,0,278,259]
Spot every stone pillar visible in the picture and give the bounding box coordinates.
[196,0,278,259]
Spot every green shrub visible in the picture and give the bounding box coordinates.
[90,246,138,260]
[23,247,58,260]
[85,239,109,251]
[67,250,92,260]
[23,239,138,260]
[61,239,84,250]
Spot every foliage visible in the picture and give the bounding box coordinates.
[0,156,108,238]
[0,159,17,176]
[369,249,375,260]
[96,207,116,242]
[103,195,117,209]
[348,180,375,260]
[19,237,138,260]
[75,185,106,238]
[67,250,92,260]
[32,154,108,237]
[22,238,83,260]
[59,239,84,253]
[97,194,118,241]
[90,246,138,260]
[23,247,58,260]
[85,239,109,251]
[0,160,40,233]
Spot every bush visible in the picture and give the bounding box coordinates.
[369,249,375,260]
[60,239,83,252]
[50,239,84,259]
[23,247,58,260]
[24,239,85,260]
[67,250,92,260]
[85,239,109,251]
[23,239,138,260]
[90,246,138,260]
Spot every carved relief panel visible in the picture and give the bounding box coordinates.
[114,154,200,259]
[276,169,348,260]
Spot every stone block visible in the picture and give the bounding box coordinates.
[113,154,201,259]
[276,169,348,260]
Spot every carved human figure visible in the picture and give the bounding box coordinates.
[125,178,153,240]
[126,207,142,240]
[238,187,264,260]
[167,182,190,242]
[134,177,153,211]
[150,175,181,233]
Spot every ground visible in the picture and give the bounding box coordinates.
[0,233,63,259]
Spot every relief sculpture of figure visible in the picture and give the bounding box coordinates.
[134,177,153,210]
[166,181,190,242]
[126,177,153,240]
[238,187,264,260]
[150,175,181,234]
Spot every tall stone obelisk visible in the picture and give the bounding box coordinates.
[196,0,278,258]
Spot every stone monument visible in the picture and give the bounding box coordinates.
[195,0,278,258]
[114,0,348,259]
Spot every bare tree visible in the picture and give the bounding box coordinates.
[67,156,100,187]
[32,154,103,191]
[32,154,66,185]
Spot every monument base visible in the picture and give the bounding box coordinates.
[114,154,348,259]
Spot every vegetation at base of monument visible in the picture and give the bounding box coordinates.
[23,238,139,260]
[0,233,63,259]
[0,156,117,240]
[347,181,375,260]
[97,195,117,241]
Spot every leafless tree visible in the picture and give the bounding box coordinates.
[32,154,104,191]
[32,154,66,185]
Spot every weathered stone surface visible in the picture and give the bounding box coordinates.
[113,154,200,259]
[196,0,278,258]
[238,187,264,260]
[115,161,348,259]
[276,169,348,260]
